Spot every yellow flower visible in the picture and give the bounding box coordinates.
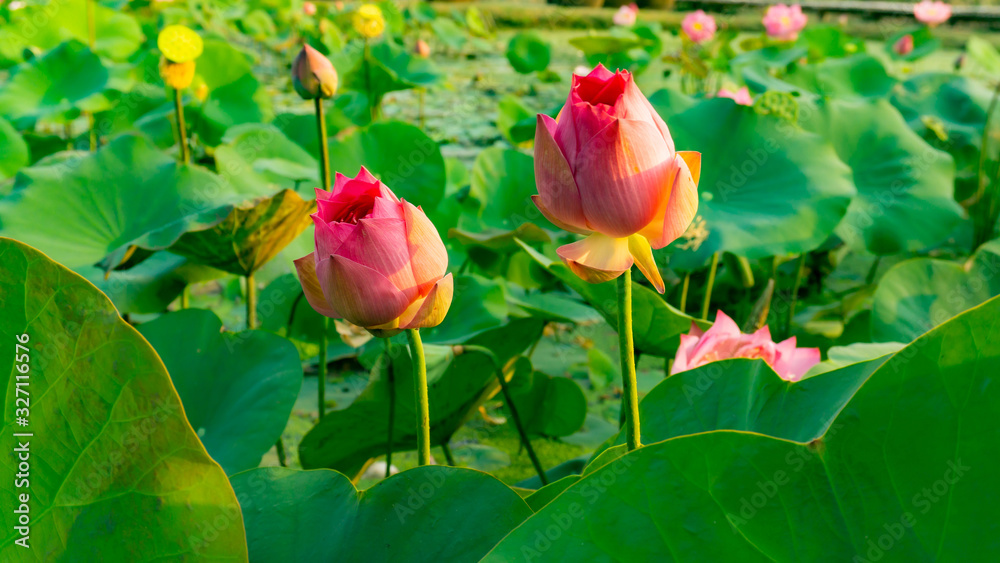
[353,4,385,39]
[157,25,203,63]
[160,58,196,89]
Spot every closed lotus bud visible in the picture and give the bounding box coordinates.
[157,24,203,63]
[303,1,317,16]
[293,44,338,99]
[353,4,385,39]
[414,39,431,58]
[672,311,820,381]
[294,167,453,334]
[533,64,700,294]
[894,34,915,56]
[160,57,196,89]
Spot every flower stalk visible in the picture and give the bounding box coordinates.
[384,338,395,477]
[173,88,190,164]
[700,252,720,320]
[617,269,641,451]
[407,328,431,466]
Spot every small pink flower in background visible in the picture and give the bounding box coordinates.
[671,311,820,382]
[303,1,316,16]
[762,4,808,41]
[894,34,915,55]
[573,65,591,76]
[613,3,639,26]
[414,39,431,58]
[914,1,951,26]
[717,86,753,106]
[682,10,717,43]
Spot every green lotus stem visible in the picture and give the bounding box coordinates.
[617,268,641,451]
[700,252,720,321]
[460,344,548,485]
[973,79,1000,248]
[679,272,690,312]
[173,88,190,164]
[786,254,806,337]
[384,338,395,477]
[441,441,456,466]
[275,437,287,467]
[364,39,378,121]
[418,88,426,129]
[86,0,95,48]
[318,319,328,420]
[406,328,431,466]
[314,97,331,191]
[179,286,190,309]
[245,273,257,329]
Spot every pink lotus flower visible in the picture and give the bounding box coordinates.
[717,86,753,106]
[613,3,639,26]
[533,64,700,294]
[682,10,717,43]
[671,311,821,382]
[303,1,317,16]
[914,0,951,26]
[294,168,453,333]
[762,4,808,41]
[894,34,915,55]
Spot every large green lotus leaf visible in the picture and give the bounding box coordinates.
[451,147,553,251]
[0,238,247,560]
[338,39,442,102]
[215,123,320,194]
[782,53,896,99]
[485,296,1000,560]
[800,98,962,254]
[138,309,303,475]
[797,25,867,61]
[169,189,315,276]
[231,466,531,562]
[518,240,707,357]
[890,73,993,196]
[193,40,268,146]
[506,357,587,438]
[298,318,544,477]
[871,242,1000,342]
[326,120,446,212]
[19,0,143,60]
[506,31,551,74]
[77,251,223,315]
[0,116,28,181]
[664,99,855,265]
[594,356,889,459]
[0,134,270,269]
[0,40,109,121]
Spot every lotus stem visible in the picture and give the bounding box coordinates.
[314,97,331,191]
[418,88,425,129]
[441,441,455,467]
[173,88,190,164]
[786,254,806,338]
[679,272,690,312]
[318,319,328,420]
[700,252,720,321]
[245,273,257,330]
[179,286,190,309]
[384,338,395,477]
[973,79,1000,248]
[617,269,641,451]
[406,328,431,466]
[86,0,96,151]
[275,437,287,467]
[364,39,377,121]
[460,344,547,485]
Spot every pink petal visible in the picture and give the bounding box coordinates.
[398,273,454,329]
[535,114,589,232]
[401,200,449,295]
[771,337,821,382]
[616,76,674,153]
[557,233,633,284]
[312,214,354,259]
[532,195,592,235]
[575,118,674,237]
[316,255,411,328]
[293,252,340,318]
[334,216,418,302]
[558,102,618,165]
[671,332,701,375]
[638,151,699,248]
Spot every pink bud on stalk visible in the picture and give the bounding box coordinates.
[894,34,915,56]
[294,168,453,336]
[671,311,821,381]
[532,64,700,294]
[293,44,339,100]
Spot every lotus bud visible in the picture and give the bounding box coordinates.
[414,39,431,58]
[293,44,339,100]
[894,34,915,56]
[353,4,385,39]
[303,1,317,16]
